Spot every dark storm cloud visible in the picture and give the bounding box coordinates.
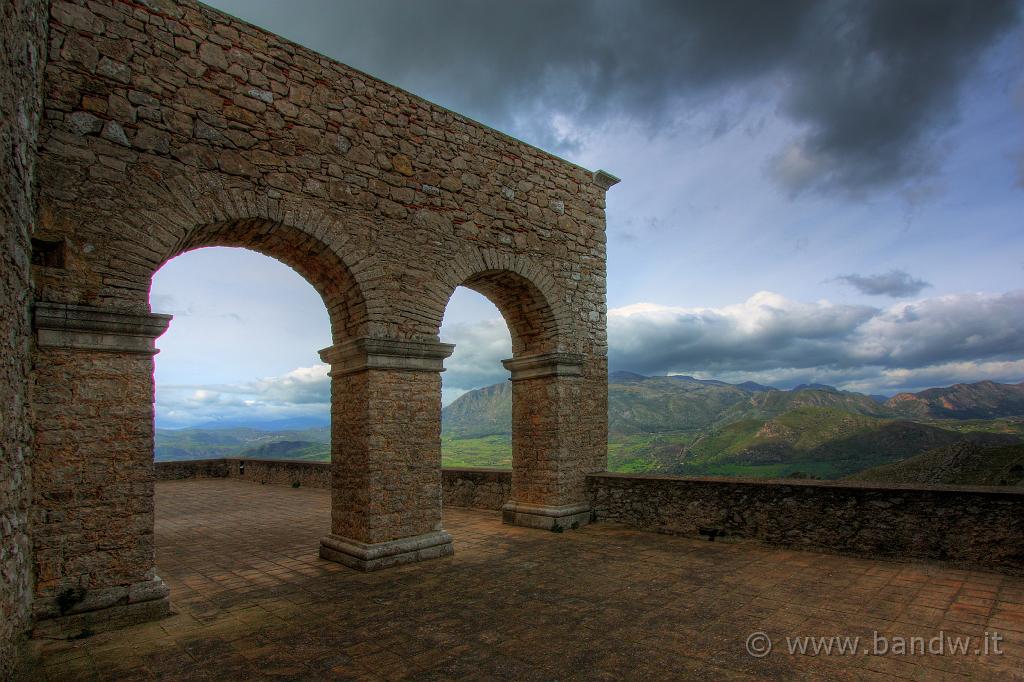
[836,270,931,297]
[215,0,1019,193]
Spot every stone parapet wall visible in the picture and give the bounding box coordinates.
[589,473,1024,575]
[1,0,48,676]
[155,460,512,510]
[441,468,512,511]
[155,458,232,481]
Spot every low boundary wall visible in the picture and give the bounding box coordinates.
[156,460,1024,573]
[589,473,1024,574]
[156,459,511,510]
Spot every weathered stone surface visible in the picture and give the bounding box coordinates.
[0,0,46,676]
[23,0,615,648]
[67,111,102,135]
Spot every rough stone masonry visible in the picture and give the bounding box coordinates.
[11,0,618,643]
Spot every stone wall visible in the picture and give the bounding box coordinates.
[1,0,47,676]
[155,459,513,511]
[589,473,1024,574]
[155,458,231,481]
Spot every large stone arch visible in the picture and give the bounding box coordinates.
[24,0,615,641]
[29,173,454,632]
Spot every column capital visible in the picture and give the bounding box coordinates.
[501,352,585,381]
[34,302,172,354]
[319,337,455,376]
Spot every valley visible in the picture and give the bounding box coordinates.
[156,376,1024,486]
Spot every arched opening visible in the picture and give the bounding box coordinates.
[438,267,594,530]
[150,240,338,607]
[439,287,513,468]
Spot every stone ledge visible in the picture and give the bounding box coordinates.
[320,337,455,376]
[320,530,454,571]
[592,169,621,190]
[34,302,172,354]
[501,352,584,381]
[502,500,592,531]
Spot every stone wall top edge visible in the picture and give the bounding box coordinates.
[441,467,514,476]
[159,458,513,474]
[191,0,612,185]
[588,472,1024,497]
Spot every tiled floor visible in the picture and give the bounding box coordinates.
[25,479,1024,680]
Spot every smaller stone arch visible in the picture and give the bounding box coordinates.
[429,248,574,356]
[427,247,596,532]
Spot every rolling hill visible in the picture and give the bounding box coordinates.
[155,426,329,462]
[677,407,1019,478]
[441,374,899,438]
[885,380,1024,420]
[847,441,1024,486]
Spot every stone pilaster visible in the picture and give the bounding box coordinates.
[30,302,172,636]
[318,337,455,570]
[500,352,594,531]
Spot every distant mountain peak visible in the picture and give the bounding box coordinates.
[791,383,840,393]
[736,381,778,393]
[609,370,647,381]
[885,380,1024,420]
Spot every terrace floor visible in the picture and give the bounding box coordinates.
[25,479,1024,681]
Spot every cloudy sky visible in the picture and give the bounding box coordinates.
[152,0,1024,428]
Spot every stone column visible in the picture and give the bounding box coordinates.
[30,302,172,636]
[500,352,593,530]
[318,337,455,570]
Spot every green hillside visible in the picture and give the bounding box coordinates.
[847,442,1024,486]
[712,388,891,427]
[441,374,898,439]
[675,407,1018,479]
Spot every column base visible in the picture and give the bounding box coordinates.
[320,530,453,571]
[31,577,170,639]
[502,501,592,531]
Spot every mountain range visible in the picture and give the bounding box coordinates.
[155,376,1024,485]
[442,375,1024,437]
[441,376,1024,480]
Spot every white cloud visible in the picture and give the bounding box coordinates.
[440,317,512,392]
[157,365,332,428]
[608,290,1024,392]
